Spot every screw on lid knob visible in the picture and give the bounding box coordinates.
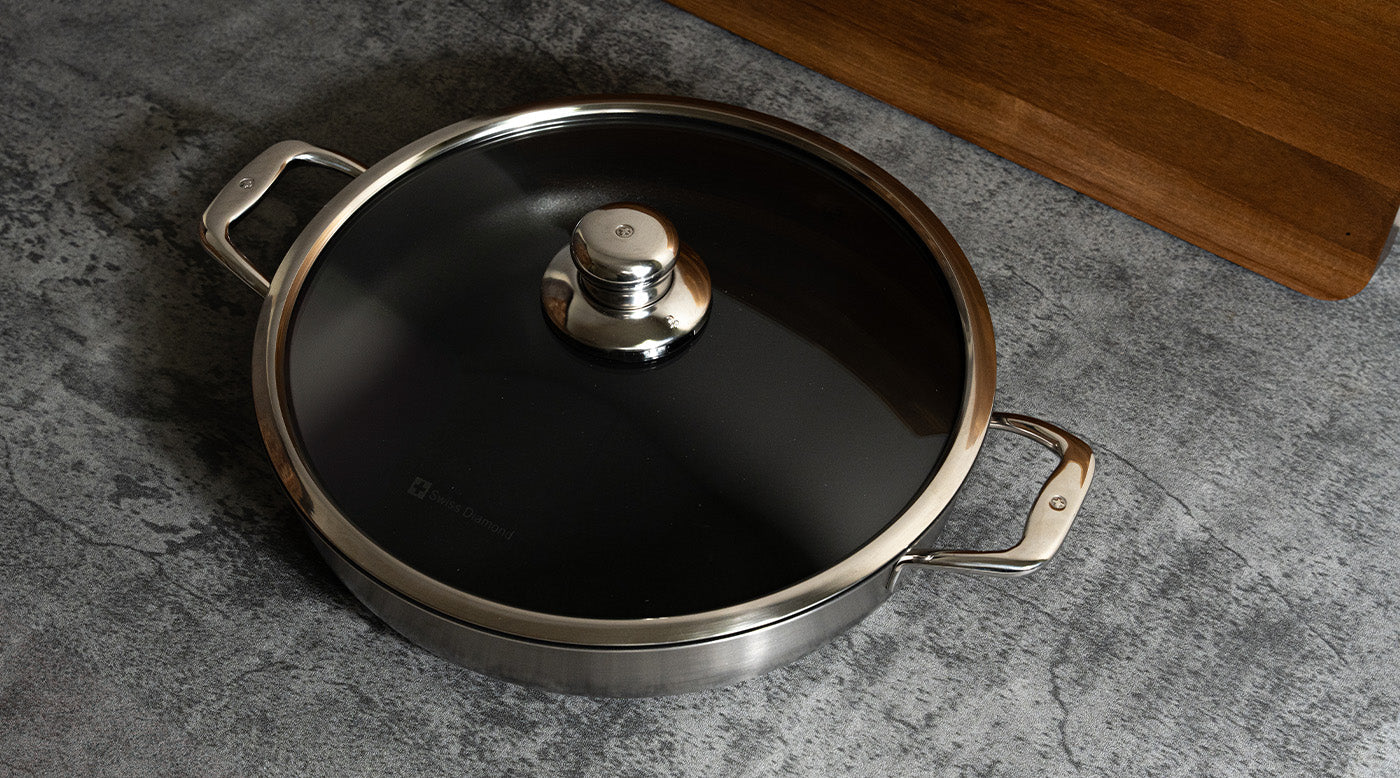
[541,201,711,362]
[570,204,678,310]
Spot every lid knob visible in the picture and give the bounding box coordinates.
[541,202,712,362]
[571,204,678,310]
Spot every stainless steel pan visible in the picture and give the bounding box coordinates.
[200,96,1094,696]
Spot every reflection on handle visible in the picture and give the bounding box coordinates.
[898,412,1094,577]
[198,140,365,296]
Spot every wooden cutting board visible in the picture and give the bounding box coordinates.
[668,0,1400,299]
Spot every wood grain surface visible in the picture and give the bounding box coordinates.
[669,0,1400,299]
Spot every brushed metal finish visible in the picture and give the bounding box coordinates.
[898,412,1095,577]
[199,140,365,296]
[308,527,893,696]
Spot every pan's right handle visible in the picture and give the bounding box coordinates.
[199,140,366,296]
[897,413,1094,577]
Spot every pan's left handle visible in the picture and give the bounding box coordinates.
[199,140,366,296]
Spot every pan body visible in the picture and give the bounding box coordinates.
[248,97,996,694]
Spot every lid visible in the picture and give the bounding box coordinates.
[254,97,996,646]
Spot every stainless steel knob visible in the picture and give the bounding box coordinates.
[571,204,678,310]
[541,202,712,362]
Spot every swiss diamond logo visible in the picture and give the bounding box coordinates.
[407,477,432,499]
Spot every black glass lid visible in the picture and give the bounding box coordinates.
[283,111,968,620]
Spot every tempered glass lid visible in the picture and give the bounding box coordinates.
[283,112,967,620]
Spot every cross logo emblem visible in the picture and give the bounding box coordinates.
[407,476,432,499]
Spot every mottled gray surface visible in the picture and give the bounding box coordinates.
[2,1,1398,775]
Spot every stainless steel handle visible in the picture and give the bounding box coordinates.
[898,412,1095,577]
[199,140,366,296]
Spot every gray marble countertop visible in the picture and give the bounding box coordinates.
[3,2,1397,775]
